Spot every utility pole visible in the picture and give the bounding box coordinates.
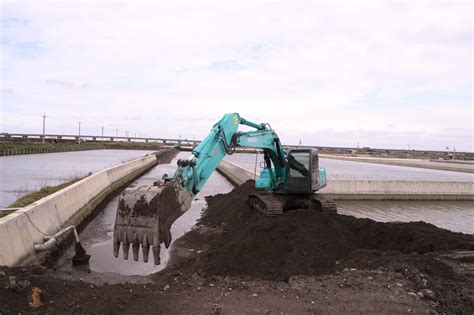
[41,114,47,143]
[101,126,104,138]
[78,122,81,137]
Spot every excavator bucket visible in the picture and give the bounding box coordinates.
[113,182,193,265]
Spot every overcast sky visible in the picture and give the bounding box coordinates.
[1,1,472,151]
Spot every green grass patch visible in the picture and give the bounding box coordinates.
[7,177,84,209]
[0,209,17,218]
[0,141,164,151]
[0,142,106,151]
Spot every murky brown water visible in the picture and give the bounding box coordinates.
[55,152,234,276]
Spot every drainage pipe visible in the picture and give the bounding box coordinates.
[33,225,80,252]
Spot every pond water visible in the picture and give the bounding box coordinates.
[0,149,156,207]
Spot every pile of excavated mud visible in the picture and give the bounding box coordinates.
[172,181,474,281]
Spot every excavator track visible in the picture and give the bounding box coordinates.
[249,192,337,216]
[249,193,284,216]
[311,194,338,214]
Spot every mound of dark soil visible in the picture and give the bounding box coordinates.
[174,181,474,281]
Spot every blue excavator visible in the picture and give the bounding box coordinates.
[113,113,336,265]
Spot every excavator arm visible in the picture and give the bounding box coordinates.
[113,113,287,264]
[171,113,285,195]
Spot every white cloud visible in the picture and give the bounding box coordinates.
[1,0,472,151]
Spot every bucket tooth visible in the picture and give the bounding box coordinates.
[152,235,160,265]
[132,243,140,261]
[122,231,130,260]
[152,246,160,265]
[113,234,120,258]
[142,236,150,263]
[143,245,150,263]
[131,233,139,261]
[122,243,130,260]
[162,229,172,248]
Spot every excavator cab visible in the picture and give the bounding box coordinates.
[286,148,327,193]
[250,148,335,216]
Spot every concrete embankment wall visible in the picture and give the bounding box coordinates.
[217,160,257,186]
[0,152,162,267]
[321,155,474,174]
[320,180,474,201]
[217,160,474,201]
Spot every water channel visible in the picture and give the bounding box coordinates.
[55,152,233,276]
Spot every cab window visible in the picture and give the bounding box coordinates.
[288,152,310,178]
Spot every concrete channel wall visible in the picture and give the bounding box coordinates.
[0,153,159,267]
[217,160,474,201]
[321,180,474,201]
[321,155,474,174]
[217,160,257,186]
